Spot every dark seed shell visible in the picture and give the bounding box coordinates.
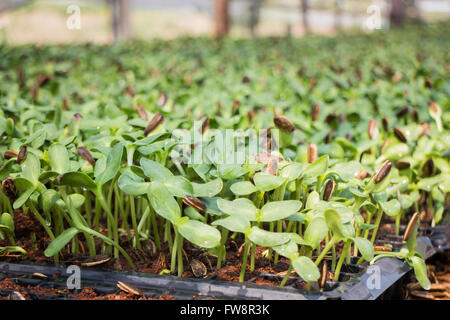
[396,161,411,170]
[380,138,390,154]
[4,150,18,159]
[423,159,434,177]
[144,113,164,136]
[319,262,328,289]
[323,179,336,201]
[373,246,392,252]
[136,103,148,120]
[73,113,83,122]
[182,196,206,213]
[396,106,409,118]
[311,104,320,121]
[232,99,240,114]
[117,281,141,296]
[382,117,389,132]
[368,119,377,139]
[393,127,407,143]
[77,147,95,166]
[10,291,26,300]
[403,212,420,242]
[273,114,295,133]
[307,144,318,163]
[419,122,430,137]
[201,116,210,135]
[357,170,371,180]
[2,177,17,199]
[411,108,418,122]
[190,259,207,278]
[125,85,135,97]
[17,145,27,165]
[374,160,392,184]
[80,255,111,267]
[63,97,70,110]
[265,158,279,175]
[158,92,168,106]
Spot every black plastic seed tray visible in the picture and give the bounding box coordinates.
[0,236,440,300]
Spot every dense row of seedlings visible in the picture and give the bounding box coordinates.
[0,24,449,292]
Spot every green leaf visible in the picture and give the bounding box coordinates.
[353,237,374,261]
[192,178,223,197]
[253,172,286,192]
[280,163,307,182]
[247,226,291,247]
[118,172,149,196]
[273,240,298,259]
[184,207,206,222]
[379,199,401,217]
[164,176,193,197]
[48,143,70,174]
[44,227,79,257]
[212,215,250,234]
[176,219,221,248]
[57,194,85,210]
[217,164,247,180]
[0,246,27,255]
[306,191,320,209]
[217,198,258,221]
[40,189,61,214]
[328,161,362,182]
[230,181,257,196]
[13,187,36,209]
[0,213,14,232]
[260,200,301,222]
[0,159,16,180]
[292,256,320,281]
[140,158,173,181]
[324,209,345,239]
[21,152,40,185]
[147,181,181,223]
[304,217,328,248]
[302,155,329,179]
[410,256,431,290]
[59,172,97,191]
[97,143,123,186]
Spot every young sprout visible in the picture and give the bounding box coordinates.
[144,113,164,136]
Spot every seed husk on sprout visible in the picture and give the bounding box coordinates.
[17,145,27,164]
[307,144,318,163]
[323,179,336,201]
[182,196,206,213]
[273,113,295,133]
[368,119,377,139]
[403,212,420,242]
[77,147,95,166]
[393,127,407,143]
[374,160,392,184]
[144,112,164,136]
[136,103,148,120]
[4,150,18,159]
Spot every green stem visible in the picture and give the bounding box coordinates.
[239,238,251,282]
[334,240,350,282]
[315,236,336,266]
[280,263,293,287]
[129,195,141,249]
[370,206,383,244]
